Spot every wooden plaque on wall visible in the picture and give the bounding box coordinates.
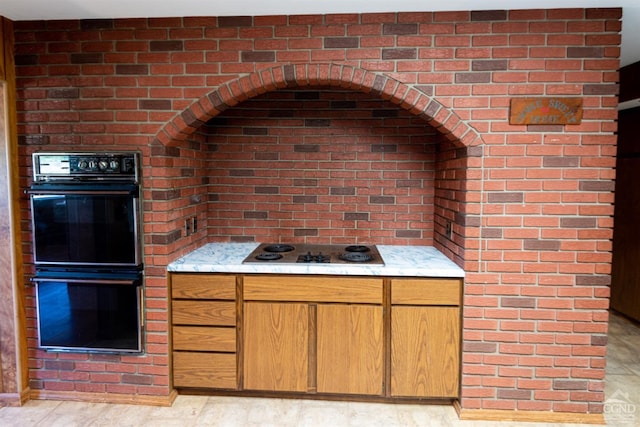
[510,97,583,125]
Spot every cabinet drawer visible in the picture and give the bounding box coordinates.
[172,300,236,326]
[391,278,461,306]
[173,326,236,352]
[173,352,237,389]
[171,274,236,300]
[243,275,383,304]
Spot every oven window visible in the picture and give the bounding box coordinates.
[32,193,139,266]
[36,279,142,353]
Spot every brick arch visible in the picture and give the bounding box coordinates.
[152,63,482,148]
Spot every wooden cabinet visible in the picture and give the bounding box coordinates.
[171,274,238,389]
[611,108,640,323]
[169,272,462,400]
[242,275,384,396]
[390,278,461,398]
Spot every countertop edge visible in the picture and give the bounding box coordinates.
[167,243,465,278]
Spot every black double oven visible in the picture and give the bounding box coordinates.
[29,152,144,354]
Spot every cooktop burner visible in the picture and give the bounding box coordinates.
[339,252,373,263]
[263,244,295,253]
[345,245,370,253]
[243,244,384,265]
[255,252,283,261]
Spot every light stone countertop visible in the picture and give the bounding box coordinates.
[167,243,465,277]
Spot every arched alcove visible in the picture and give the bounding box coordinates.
[146,63,484,271]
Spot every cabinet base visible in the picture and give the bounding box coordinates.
[30,389,178,407]
[175,387,455,406]
[455,401,605,425]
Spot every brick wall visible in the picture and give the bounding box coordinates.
[14,8,620,415]
[204,88,438,245]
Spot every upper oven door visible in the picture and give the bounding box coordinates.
[29,183,142,268]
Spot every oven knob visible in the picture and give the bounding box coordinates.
[88,160,97,170]
[78,160,88,169]
[109,160,119,170]
[98,160,109,170]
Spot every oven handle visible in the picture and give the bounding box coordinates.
[31,277,139,286]
[27,190,136,196]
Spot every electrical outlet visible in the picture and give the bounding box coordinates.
[185,218,191,236]
[192,216,198,233]
[445,221,452,238]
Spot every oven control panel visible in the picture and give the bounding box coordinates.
[33,152,139,182]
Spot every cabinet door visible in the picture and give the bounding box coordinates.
[317,304,383,395]
[391,306,460,398]
[243,302,309,392]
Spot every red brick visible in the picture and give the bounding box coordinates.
[518,400,553,411]
[535,390,570,401]
[90,373,122,383]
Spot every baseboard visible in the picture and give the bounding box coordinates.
[454,401,606,425]
[0,387,31,407]
[29,388,178,407]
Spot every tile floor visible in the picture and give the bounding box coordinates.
[0,311,638,427]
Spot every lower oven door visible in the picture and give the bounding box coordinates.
[33,270,144,354]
